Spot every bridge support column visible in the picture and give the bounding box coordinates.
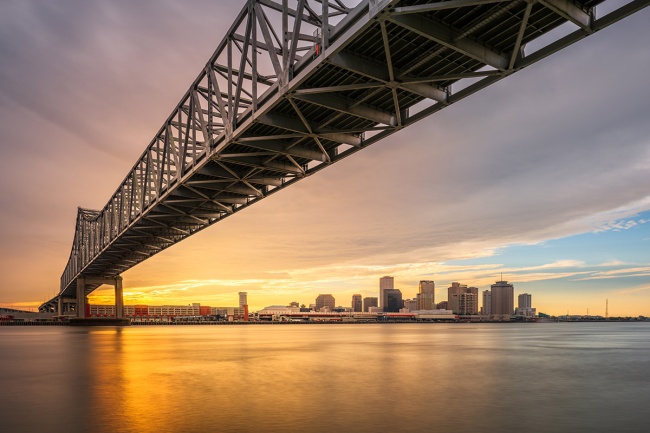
[76,277,87,319]
[115,276,124,319]
[57,297,63,315]
[77,275,125,319]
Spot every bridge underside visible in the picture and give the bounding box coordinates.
[40,0,649,312]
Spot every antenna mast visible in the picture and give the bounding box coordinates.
[606,299,609,319]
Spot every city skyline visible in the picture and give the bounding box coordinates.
[1,2,649,316]
[32,276,615,318]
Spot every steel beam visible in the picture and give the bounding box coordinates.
[258,112,363,145]
[393,0,512,14]
[293,93,395,125]
[388,14,509,70]
[329,51,448,102]
[239,139,329,161]
[540,0,593,32]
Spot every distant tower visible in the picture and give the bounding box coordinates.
[457,292,478,315]
[481,290,492,316]
[238,292,249,322]
[448,282,467,313]
[447,283,478,314]
[491,280,514,316]
[315,294,335,311]
[518,293,532,309]
[384,289,403,312]
[351,294,362,312]
[363,297,378,312]
[379,276,394,310]
[606,299,609,318]
[238,292,248,308]
[418,280,435,310]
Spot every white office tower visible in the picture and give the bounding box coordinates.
[481,290,492,315]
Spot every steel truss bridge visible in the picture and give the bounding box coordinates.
[40,0,649,314]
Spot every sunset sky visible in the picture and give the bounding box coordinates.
[0,0,648,316]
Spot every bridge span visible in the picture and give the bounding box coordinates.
[40,0,649,315]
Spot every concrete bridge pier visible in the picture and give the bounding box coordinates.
[74,276,126,324]
[57,297,76,315]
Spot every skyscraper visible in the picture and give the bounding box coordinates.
[363,297,378,312]
[238,292,247,308]
[447,282,466,313]
[457,292,478,315]
[315,294,335,311]
[352,294,362,312]
[481,290,492,316]
[384,289,403,312]
[379,276,394,310]
[447,283,478,314]
[491,280,514,316]
[418,280,435,310]
[515,293,535,317]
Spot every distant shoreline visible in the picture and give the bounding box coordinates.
[1,319,647,327]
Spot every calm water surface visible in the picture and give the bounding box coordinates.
[1,323,649,433]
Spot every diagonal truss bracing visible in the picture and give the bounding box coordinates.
[52,0,649,303]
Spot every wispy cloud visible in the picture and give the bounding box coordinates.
[574,266,650,281]
[613,283,650,296]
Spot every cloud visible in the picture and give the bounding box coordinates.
[613,283,650,296]
[594,220,638,233]
[574,266,650,281]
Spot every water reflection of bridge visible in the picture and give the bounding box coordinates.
[39,0,649,316]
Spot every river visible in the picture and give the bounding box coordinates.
[1,322,648,432]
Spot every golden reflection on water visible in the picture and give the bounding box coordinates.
[2,323,649,433]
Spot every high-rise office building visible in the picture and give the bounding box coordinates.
[515,293,535,317]
[436,301,448,310]
[380,276,394,289]
[491,281,514,316]
[315,294,335,311]
[363,297,378,312]
[352,294,363,312]
[457,292,478,315]
[518,293,532,309]
[481,290,492,315]
[448,283,478,314]
[379,276,394,309]
[418,280,435,310]
[238,292,248,308]
[447,282,466,313]
[384,289,403,312]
